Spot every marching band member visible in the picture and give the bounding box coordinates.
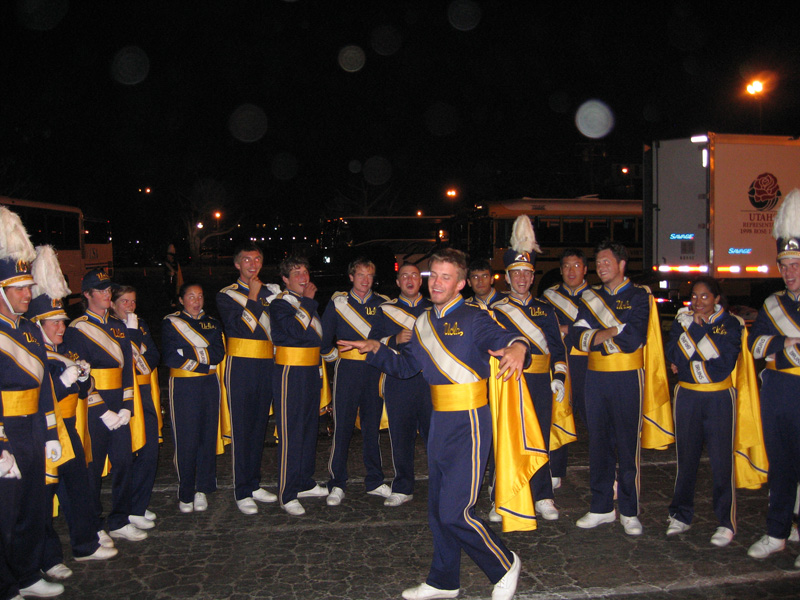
[321,257,389,506]
[269,257,329,516]
[64,269,143,543]
[110,285,161,530]
[491,216,569,522]
[217,242,278,514]
[163,283,224,513]
[0,207,64,598]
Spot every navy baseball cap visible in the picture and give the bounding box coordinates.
[81,268,112,292]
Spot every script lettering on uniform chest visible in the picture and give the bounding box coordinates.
[110,327,127,339]
[365,306,377,316]
[23,331,40,346]
[712,324,727,336]
[66,350,81,362]
[615,299,632,311]
[443,322,463,336]
[199,322,216,331]
[528,306,546,318]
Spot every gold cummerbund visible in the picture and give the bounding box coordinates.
[430,379,488,412]
[524,353,551,374]
[136,373,152,386]
[678,376,733,392]
[92,367,123,390]
[227,338,273,359]
[59,393,79,419]
[275,346,321,366]
[588,347,643,372]
[766,361,800,376]
[570,347,588,356]
[338,348,368,361]
[1,388,39,416]
[170,367,217,379]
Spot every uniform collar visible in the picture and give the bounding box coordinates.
[434,294,463,318]
[563,281,588,296]
[705,306,725,324]
[398,293,423,307]
[603,277,631,296]
[349,289,373,304]
[787,289,800,302]
[0,312,19,329]
[86,309,108,324]
[237,279,250,292]
[182,309,205,320]
[509,293,532,306]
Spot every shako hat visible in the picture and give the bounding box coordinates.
[773,188,800,261]
[503,214,541,272]
[0,206,35,288]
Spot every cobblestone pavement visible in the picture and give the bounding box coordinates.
[51,404,800,600]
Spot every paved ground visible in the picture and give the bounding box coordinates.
[48,399,800,600]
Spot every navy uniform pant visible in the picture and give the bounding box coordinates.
[87,404,133,532]
[383,372,431,495]
[0,418,46,590]
[760,370,800,539]
[327,359,384,492]
[585,368,643,517]
[274,364,321,504]
[130,383,159,517]
[426,404,513,590]
[170,375,220,504]
[669,386,735,529]
[42,417,99,569]
[225,356,273,501]
[550,353,587,478]
[525,371,553,502]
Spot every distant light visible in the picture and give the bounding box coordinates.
[747,80,764,95]
[214,211,221,219]
[620,166,629,174]
[701,148,708,168]
[197,222,204,229]
[446,189,457,198]
[717,266,741,273]
[690,135,709,143]
[145,187,151,194]
[417,210,423,216]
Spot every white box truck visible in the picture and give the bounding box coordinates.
[644,132,800,314]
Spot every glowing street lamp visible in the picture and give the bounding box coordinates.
[746,80,764,133]
[446,189,458,198]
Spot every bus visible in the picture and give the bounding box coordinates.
[0,197,113,299]
[451,197,643,294]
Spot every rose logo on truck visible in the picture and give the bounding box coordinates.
[748,172,781,211]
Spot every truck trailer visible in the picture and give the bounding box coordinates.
[644,132,800,314]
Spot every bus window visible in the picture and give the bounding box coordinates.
[587,218,610,245]
[533,217,560,245]
[612,217,638,244]
[562,218,585,244]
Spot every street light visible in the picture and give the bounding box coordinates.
[214,211,222,261]
[746,80,764,133]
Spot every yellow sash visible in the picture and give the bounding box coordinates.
[227,337,273,359]
[430,380,488,411]
[1,389,39,416]
[678,377,732,392]
[338,348,368,361]
[588,348,643,371]
[92,367,122,390]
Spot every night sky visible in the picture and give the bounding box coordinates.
[2,1,800,253]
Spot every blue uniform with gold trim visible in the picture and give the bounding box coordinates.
[543,281,589,478]
[163,310,224,504]
[492,294,567,503]
[367,295,523,590]
[666,307,740,531]
[121,316,160,519]
[322,289,387,493]
[0,314,58,594]
[217,279,274,502]
[570,278,649,518]
[64,309,135,533]
[750,290,800,539]
[368,293,432,497]
[270,290,324,505]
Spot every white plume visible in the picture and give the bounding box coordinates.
[773,188,800,240]
[31,245,71,300]
[0,206,36,263]
[509,215,541,254]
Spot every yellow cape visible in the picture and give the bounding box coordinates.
[640,294,674,450]
[488,357,549,532]
[732,326,768,489]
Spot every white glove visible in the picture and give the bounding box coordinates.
[59,365,81,387]
[100,410,121,431]
[76,360,91,382]
[117,409,132,426]
[551,379,565,403]
[45,440,62,462]
[125,312,139,329]
[0,450,21,478]
[677,310,694,329]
